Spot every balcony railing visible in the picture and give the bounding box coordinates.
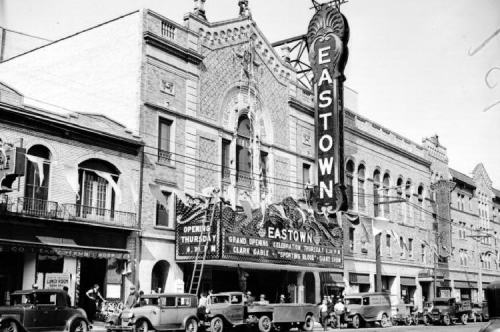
[158,149,172,164]
[222,167,231,183]
[236,171,252,188]
[0,196,136,228]
[19,197,60,219]
[62,203,136,228]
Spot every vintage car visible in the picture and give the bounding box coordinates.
[106,293,199,332]
[204,292,317,332]
[343,292,392,329]
[470,301,489,322]
[0,289,90,332]
[428,297,471,325]
[391,303,416,326]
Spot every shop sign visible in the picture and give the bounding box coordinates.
[45,273,71,290]
[175,196,343,268]
[307,4,349,211]
[0,243,129,259]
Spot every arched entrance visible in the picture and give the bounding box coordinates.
[151,260,169,293]
[304,272,315,304]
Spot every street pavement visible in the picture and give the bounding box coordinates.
[312,322,489,332]
[89,321,490,332]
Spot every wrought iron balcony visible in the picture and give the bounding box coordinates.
[18,197,60,219]
[158,149,172,164]
[62,203,137,228]
[222,166,231,183]
[0,196,136,228]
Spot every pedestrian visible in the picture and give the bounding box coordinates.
[279,294,286,303]
[245,291,254,305]
[85,284,105,323]
[319,298,329,331]
[333,298,345,329]
[62,286,72,306]
[258,294,269,304]
[198,292,208,319]
[124,285,139,309]
[138,291,146,306]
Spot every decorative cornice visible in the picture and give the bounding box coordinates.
[288,97,314,116]
[345,125,431,168]
[143,31,204,65]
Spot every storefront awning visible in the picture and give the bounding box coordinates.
[454,280,478,289]
[320,272,344,286]
[0,238,130,260]
[349,273,370,284]
[400,277,416,286]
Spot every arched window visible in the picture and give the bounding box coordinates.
[236,115,252,187]
[77,159,120,219]
[418,185,424,221]
[383,173,390,216]
[25,145,51,202]
[373,170,381,217]
[405,180,412,223]
[357,165,366,210]
[396,177,404,220]
[345,160,354,210]
[151,260,169,293]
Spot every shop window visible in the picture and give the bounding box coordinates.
[37,254,63,273]
[77,159,120,218]
[421,244,425,262]
[417,186,424,221]
[357,165,365,210]
[373,170,381,217]
[346,160,354,210]
[382,173,390,216]
[405,180,412,223]
[221,139,231,182]
[151,260,169,293]
[156,191,172,227]
[158,117,173,164]
[24,145,51,203]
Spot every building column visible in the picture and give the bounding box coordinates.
[22,253,36,289]
[297,271,305,303]
[314,271,321,304]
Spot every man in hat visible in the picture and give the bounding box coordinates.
[333,298,345,328]
[124,285,139,309]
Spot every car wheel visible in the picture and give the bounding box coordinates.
[136,320,150,332]
[351,315,361,329]
[70,319,89,332]
[210,317,223,332]
[423,315,430,326]
[185,318,198,332]
[258,315,272,332]
[3,321,18,332]
[380,314,389,328]
[301,314,314,331]
[442,314,451,326]
[405,315,412,326]
[461,313,468,325]
[471,314,476,323]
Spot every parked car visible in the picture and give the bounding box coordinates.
[471,301,489,322]
[428,297,472,325]
[204,291,317,332]
[343,292,392,329]
[0,289,90,332]
[391,303,416,326]
[106,293,199,332]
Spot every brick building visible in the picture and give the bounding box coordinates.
[0,83,143,307]
[0,3,499,307]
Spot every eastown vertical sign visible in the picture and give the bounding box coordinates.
[307,3,349,210]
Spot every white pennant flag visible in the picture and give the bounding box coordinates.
[26,154,45,185]
[63,164,80,199]
[372,219,383,237]
[390,229,400,244]
[94,170,122,205]
[149,183,168,210]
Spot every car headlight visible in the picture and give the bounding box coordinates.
[206,308,210,314]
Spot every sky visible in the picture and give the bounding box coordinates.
[1,0,500,186]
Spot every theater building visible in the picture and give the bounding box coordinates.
[1,2,499,305]
[0,83,143,306]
